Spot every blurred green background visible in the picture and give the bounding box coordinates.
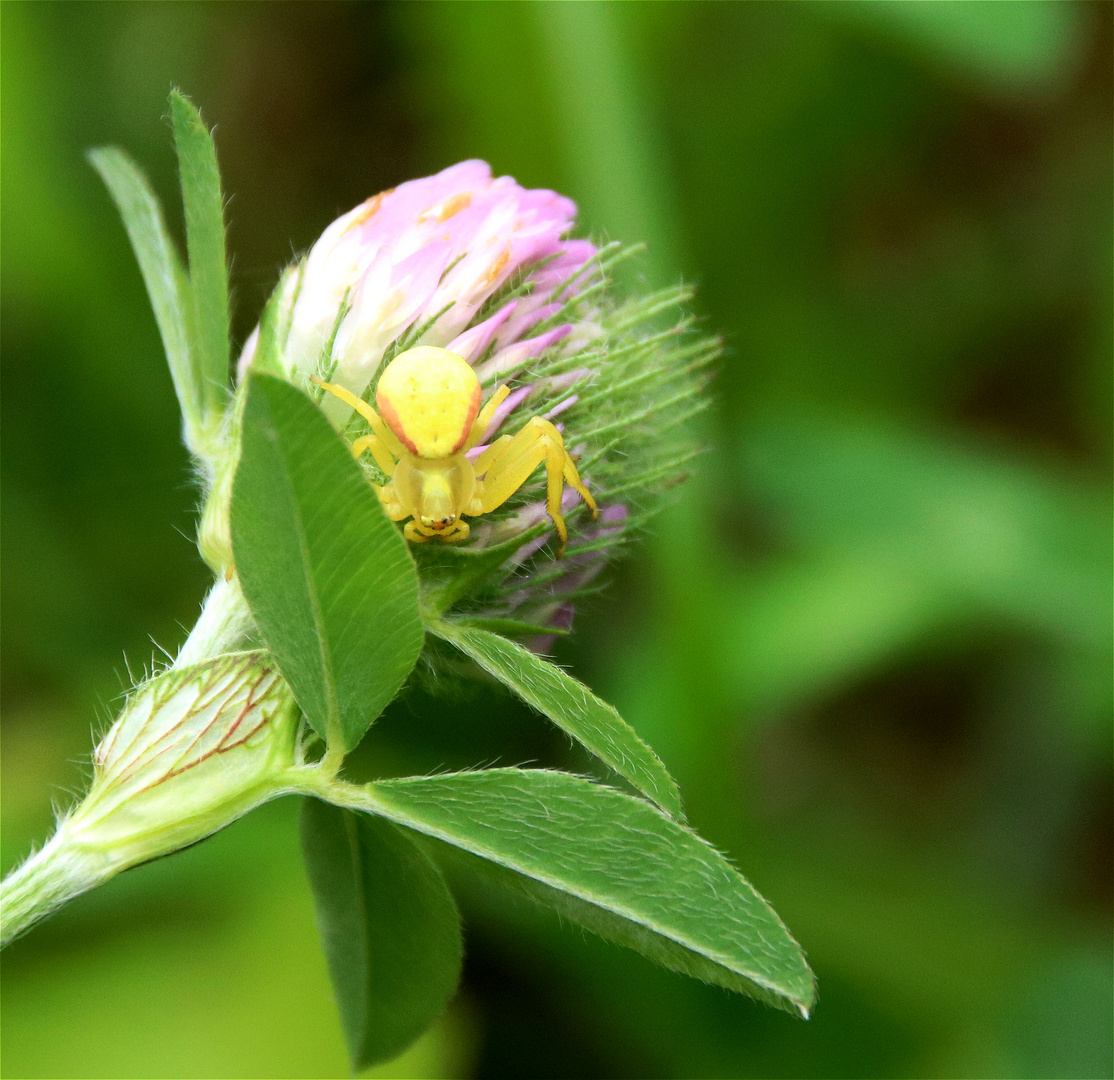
[2,2,1111,1078]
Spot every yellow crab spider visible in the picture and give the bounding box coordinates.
[314,346,598,556]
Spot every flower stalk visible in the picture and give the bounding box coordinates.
[0,835,119,949]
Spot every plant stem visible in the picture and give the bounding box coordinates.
[0,829,120,948]
[174,575,253,668]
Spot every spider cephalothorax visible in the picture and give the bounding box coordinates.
[316,346,597,555]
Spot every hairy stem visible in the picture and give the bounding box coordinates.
[0,829,120,948]
[0,769,318,948]
[174,575,253,668]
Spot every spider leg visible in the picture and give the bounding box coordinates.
[463,384,512,451]
[472,434,513,476]
[442,520,471,543]
[375,483,410,522]
[350,433,397,476]
[479,424,546,513]
[312,377,405,458]
[404,520,434,543]
[543,437,570,555]
[480,417,594,556]
[316,378,413,524]
[404,517,470,543]
[558,442,598,521]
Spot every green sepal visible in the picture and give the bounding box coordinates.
[453,617,570,639]
[416,523,549,615]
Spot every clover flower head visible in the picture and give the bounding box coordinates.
[237,160,717,648]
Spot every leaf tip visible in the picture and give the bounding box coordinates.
[168,87,207,134]
[661,786,687,824]
[791,974,818,1019]
[85,145,119,174]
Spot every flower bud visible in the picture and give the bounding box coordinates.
[72,653,299,859]
[1,654,300,943]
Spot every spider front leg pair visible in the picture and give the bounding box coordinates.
[472,415,597,555]
[314,346,598,557]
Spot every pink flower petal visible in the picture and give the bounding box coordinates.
[475,325,573,383]
[445,301,518,364]
[543,395,578,422]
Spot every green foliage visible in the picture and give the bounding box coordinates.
[741,415,1111,648]
[86,146,203,451]
[89,90,233,466]
[300,800,462,1070]
[839,0,1084,94]
[430,618,685,821]
[169,91,231,416]
[251,267,301,378]
[356,768,815,1016]
[231,374,424,752]
[5,3,1109,1077]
